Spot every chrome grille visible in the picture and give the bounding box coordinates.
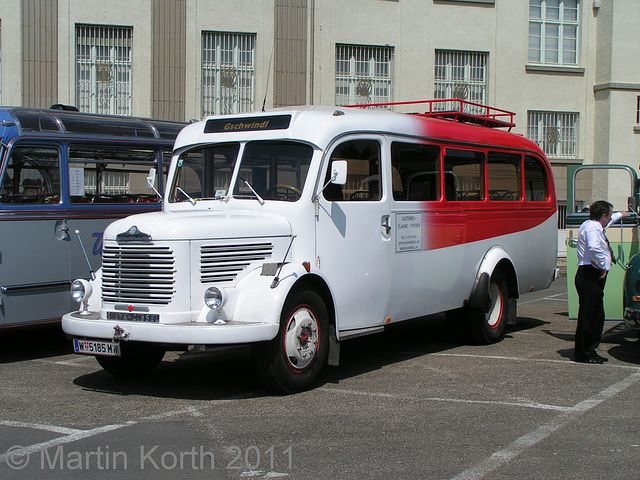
[102,245,175,304]
[201,243,273,283]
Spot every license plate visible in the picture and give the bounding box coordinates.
[107,311,159,322]
[73,339,121,357]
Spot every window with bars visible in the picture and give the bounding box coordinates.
[527,111,578,160]
[434,50,488,113]
[75,25,132,115]
[202,32,256,117]
[529,0,579,66]
[335,44,393,107]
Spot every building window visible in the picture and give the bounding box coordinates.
[529,0,579,66]
[202,32,256,116]
[636,96,640,125]
[434,50,488,113]
[335,44,393,107]
[527,111,578,160]
[76,25,132,115]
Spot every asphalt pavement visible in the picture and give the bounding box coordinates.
[0,278,639,479]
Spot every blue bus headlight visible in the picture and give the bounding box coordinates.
[204,286,227,309]
[71,279,93,303]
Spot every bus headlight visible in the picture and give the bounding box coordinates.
[204,286,227,310]
[71,279,92,303]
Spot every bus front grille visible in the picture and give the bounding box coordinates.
[102,245,175,304]
[200,243,273,283]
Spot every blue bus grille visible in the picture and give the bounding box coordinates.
[200,243,273,283]
[102,245,175,304]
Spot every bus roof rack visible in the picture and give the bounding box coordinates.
[345,99,516,131]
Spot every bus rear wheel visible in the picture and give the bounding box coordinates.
[468,273,509,344]
[253,290,329,394]
[96,342,165,377]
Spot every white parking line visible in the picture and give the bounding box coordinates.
[0,420,83,435]
[0,407,200,466]
[448,370,640,480]
[34,357,95,367]
[518,293,568,305]
[319,387,572,412]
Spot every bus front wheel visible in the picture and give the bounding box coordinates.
[253,290,329,394]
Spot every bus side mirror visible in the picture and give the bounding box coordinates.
[147,168,163,200]
[147,168,156,189]
[330,160,347,185]
[628,196,637,213]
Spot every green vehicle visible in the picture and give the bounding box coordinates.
[566,165,639,324]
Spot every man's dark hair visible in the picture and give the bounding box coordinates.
[589,200,613,220]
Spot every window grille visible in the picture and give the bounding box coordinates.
[529,0,579,65]
[557,203,567,228]
[75,25,132,115]
[527,111,579,160]
[335,44,393,107]
[83,172,128,195]
[434,50,488,114]
[202,32,256,116]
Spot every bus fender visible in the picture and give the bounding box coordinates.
[229,264,304,333]
[236,264,340,365]
[468,247,518,324]
[468,272,490,309]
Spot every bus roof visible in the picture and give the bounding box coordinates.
[0,107,186,144]
[175,104,546,158]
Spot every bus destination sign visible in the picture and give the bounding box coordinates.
[204,115,291,133]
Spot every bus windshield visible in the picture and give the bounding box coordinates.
[170,142,240,203]
[170,141,313,203]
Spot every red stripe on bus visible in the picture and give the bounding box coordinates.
[423,206,554,250]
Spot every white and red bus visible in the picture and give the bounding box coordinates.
[63,99,558,393]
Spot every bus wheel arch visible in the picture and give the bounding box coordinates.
[469,261,517,344]
[448,259,517,345]
[252,275,334,394]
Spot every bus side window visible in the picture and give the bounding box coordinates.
[1,146,61,204]
[524,155,548,202]
[69,145,161,204]
[391,142,440,201]
[488,152,522,201]
[323,139,381,202]
[443,149,485,201]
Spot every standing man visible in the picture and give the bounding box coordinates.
[574,200,629,363]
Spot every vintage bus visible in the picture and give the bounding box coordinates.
[62,100,558,393]
[0,106,185,328]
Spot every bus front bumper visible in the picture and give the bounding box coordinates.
[62,312,279,346]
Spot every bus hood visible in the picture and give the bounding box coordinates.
[103,210,292,242]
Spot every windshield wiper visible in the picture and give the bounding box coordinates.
[239,177,265,205]
[176,187,196,205]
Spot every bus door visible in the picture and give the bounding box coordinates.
[315,137,392,332]
[566,165,638,320]
[0,142,72,326]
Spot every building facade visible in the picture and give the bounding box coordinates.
[1,0,639,215]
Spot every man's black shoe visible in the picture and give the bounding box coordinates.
[594,354,608,363]
[576,356,605,364]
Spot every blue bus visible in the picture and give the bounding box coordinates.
[0,106,185,327]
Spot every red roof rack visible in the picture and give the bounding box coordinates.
[345,99,516,131]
